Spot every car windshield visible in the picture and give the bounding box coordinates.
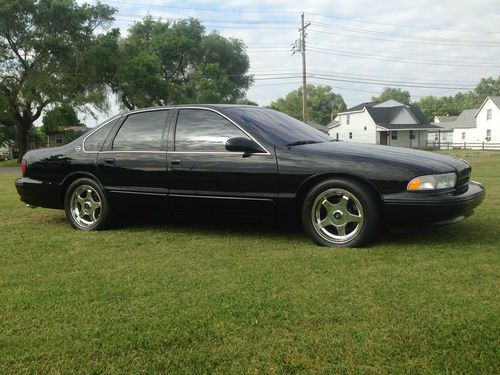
[226,107,332,146]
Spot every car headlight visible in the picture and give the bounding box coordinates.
[407,172,457,191]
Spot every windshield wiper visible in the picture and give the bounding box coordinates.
[286,140,322,147]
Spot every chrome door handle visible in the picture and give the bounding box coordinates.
[169,159,181,166]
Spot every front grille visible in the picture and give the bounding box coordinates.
[456,166,471,194]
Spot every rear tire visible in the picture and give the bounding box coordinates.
[301,178,381,248]
[64,178,111,230]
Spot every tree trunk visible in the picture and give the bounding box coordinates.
[17,120,31,162]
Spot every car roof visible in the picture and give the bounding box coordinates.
[124,104,260,115]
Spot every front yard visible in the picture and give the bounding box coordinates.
[0,151,498,373]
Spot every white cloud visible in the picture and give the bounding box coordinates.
[75,0,500,125]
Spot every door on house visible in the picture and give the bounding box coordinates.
[380,131,388,145]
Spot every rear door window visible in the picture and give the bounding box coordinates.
[112,110,169,151]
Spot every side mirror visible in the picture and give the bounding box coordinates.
[225,137,264,156]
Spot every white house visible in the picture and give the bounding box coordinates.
[452,96,500,148]
[328,100,440,148]
[427,115,458,148]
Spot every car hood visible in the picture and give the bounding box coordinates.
[301,141,470,172]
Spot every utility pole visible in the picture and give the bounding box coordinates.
[299,13,310,123]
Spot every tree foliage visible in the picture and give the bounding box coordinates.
[415,76,500,121]
[109,17,252,109]
[372,88,411,105]
[269,85,345,125]
[0,0,117,159]
[42,104,80,134]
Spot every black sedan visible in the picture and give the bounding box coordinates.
[16,105,485,247]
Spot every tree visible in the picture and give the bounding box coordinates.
[42,104,80,134]
[474,76,500,99]
[269,85,345,125]
[109,17,252,109]
[0,0,117,160]
[413,76,500,121]
[235,98,258,106]
[372,88,411,105]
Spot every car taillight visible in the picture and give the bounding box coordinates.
[21,159,27,175]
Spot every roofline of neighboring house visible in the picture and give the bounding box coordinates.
[474,96,499,118]
[375,125,441,131]
[337,108,366,116]
[338,104,426,126]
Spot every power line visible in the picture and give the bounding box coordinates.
[308,47,500,68]
[309,28,500,48]
[305,12,500,35]
[311,23,500,47]
[103,1,500,35]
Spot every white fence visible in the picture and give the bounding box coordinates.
[426,142,500,151]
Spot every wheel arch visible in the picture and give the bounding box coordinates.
[294,172,383,211]
[59,172,105,204]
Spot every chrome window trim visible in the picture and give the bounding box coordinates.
[83,106,272,155]
[174,107,271,155]
[82,115,121,153]
[168,151,270,156]
[99,150,167,154]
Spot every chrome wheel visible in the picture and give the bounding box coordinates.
[311,188,364,244]
[70,185,102,228]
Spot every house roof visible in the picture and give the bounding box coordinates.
[474,96,500,117]
[376,123,441,130]
[435,115,458,123]
[345,102,377,112]
[431,122,454,131]
[487,96,500,109]
[343,100,430,126]
[453,109,478,128]
[307,121,329,134]
[364,105,430,126]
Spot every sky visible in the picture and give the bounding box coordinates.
[75,0,500,127]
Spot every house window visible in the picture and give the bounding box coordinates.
[487,109,492,120]
[346,114,350,125]
[55,134,63,145]
[349,132,352,139]
[434,133,439,141]
[409,130,415,140]
[462,132,466,141]
[486,129,491,141]
[391,131,398,140]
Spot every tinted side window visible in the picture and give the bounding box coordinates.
[175,109,248,152]
[112,111,168,151]
[84,119,117,151]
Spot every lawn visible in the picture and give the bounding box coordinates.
[0,151,499,374]
[0,159,19,168]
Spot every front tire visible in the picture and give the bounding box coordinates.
[301,178,381,247]
[64,178,111,230]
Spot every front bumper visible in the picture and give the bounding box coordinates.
[15,177,63,209]
[383,181,485,225]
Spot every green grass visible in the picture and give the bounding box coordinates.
[0,159,19,167]
[0,151,499,374]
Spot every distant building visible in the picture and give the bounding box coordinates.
[452,97,500,147]
[428,115,459,148]
[307,121,329,134]
[46,125,89,148]
[328,100,440,148]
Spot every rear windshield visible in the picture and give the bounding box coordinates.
[226,108,331,146]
